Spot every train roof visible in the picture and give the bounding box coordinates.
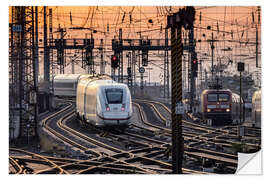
[53,74,82,80]
[78,78,128,89]
[252,89,261,101]
[201,89,232,94]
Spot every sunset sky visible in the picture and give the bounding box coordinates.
[7,3,263,80]
[10,6,260,40]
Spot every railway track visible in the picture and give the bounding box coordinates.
[41,101,169,174]
[10,97,260,174]
[132,99,247,172]
[45,99,210,174]
[9,148,69,174]
[43,103,158,173]
[9,156,23,174]
[58,108,188,174]
[135,99,260,148]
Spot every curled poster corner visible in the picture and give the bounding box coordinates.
[236,150,261,174]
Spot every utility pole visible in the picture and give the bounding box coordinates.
[111,62,116,81]
[237,62,244,124]
[35,7,39,91]
[240,71,242,123]
[170,25,182,174]
[167,6,196,174]
[200,60,203,89]
[118,28,123,83]
[256,6,260,67]
[189,25,196,113]
[43,6,50,94]
[71,54,75,74]
[132,50,136,94]
[164,28,169,98]
[100,39,105,75]
[256,25,258,68]
[139,54,144,90]
[127,52,132,87]
[58,28,65,74]
[33,7,39,136]
[89,33,95,75]
[211,32,215,80]
[48,8,54,93]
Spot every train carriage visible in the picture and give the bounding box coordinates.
[53,74,82,97]
[252,90,261,128]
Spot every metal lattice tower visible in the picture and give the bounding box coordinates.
[164,28,170,98]
[118,29,124,83]
[9,7,21,139]
[9,6,38,139]
[99,39,105,75]
[49,8,56,91]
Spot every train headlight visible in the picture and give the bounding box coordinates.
[105,104,110,111]
[207,109,211,112]
[226,109,230,112]
[121,104,125,111]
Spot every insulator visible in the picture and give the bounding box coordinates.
[200,12,202,24]
[70,11,72,25]
[252,11,254,23]
[122,12,126,23]
[129,13,132,23]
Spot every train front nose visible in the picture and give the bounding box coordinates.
[100,87,132,126]
[103,104,130,119]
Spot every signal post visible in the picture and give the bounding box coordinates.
[167,6,196,174]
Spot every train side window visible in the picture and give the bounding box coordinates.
[207,94,218,102]
[54,82,74,88]
[219,94,229,102]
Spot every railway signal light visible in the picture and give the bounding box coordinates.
[191,59,198,77]
[237,62,245,72]
[83,39,94,66]
[111,55,119,68]
[85,50,93,65]
[192,70,198,78]
[57,52,64,65]
[192,59,198,71]
[184,6,196,29]
[127,67,132,77]
[142,50,148,66]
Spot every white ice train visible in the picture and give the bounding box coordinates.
[76,77,133,129]
[252,90,261,128]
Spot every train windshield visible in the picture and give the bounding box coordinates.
[105,88,123,104]
[219,94,229,101]
[208,94,218,102]
[207,93,229,102]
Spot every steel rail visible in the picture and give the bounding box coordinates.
[132,100,240,168]
[9,156,23,174]
[9,148,68,174]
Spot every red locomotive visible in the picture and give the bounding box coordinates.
[199,89,242,125]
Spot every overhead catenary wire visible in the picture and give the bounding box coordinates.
[40,6,260,77]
